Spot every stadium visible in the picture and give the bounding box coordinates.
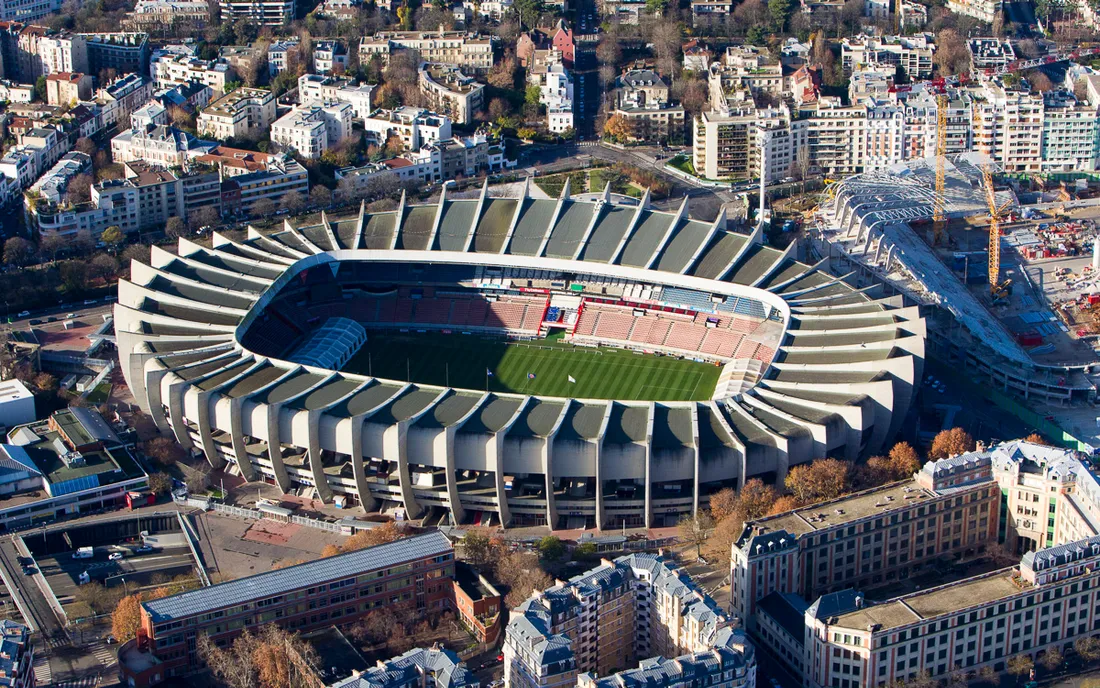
[115,181,925,530]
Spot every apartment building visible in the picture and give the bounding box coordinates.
[0,621,32,688]
[37,32,87,75]
[972,85,1044,172]
[362,106,452,151]
[691,0,734,23]
[860,100,905,172]
[418,64,484,125]
[0,80,32,101]
[123,0,210,31]
[528,52,573,134]
[693,99,757,181]
[0,0,59,22]
[358,31,497,73]
[712,46,783,97]
[946,0,1000,22]
[298,74,376,119]
[268,39,299,77]
[111,123,215,167]
[195,145,308,215]
[83,32,148,75]
[336,132,506,189]
[44,71,91,105]
[96,73,155,127]
[731,459,1001,624]
[840,34,935,80]
[1039,90,1100,172]
[611,69,685,144]
[218,0,294,24]
[271,102,353,159]
[119,532,455,686]
[900,90,972,159]
[313,40,347,75]
[153,53,235,93]
[0,123,66,200]
[577,630,755,688]
[198,87,276,140]
[505,553,746,688]
[330,647,478,688]
[26,150,90,204]
[968,38,1015,71]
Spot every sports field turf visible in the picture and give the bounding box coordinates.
[342,331,722,401]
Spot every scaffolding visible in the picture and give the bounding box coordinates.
[932,94,948,245]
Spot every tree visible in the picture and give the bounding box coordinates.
[888,441,921,477]
[488,98,511,121]
[1041,647,1063,672]
[538,535,565,561]
[487,52,518,89]
[977,665,1000,686]
[189,205,220,232]
[90,254,119,281]
[596,36,622,68]
[767,495,800,515]
[165,217,188,239]
[252,198,276,218]
[678,512,714,557]
[1075,636,1100,664]
[198,630,261,688]
[280,190,305,214]
[740,479,779,520]
[101,225,124,250]
[60,261,89,291]
[34,75,46,102]
[604,113,629,141]
[462,531,491,565]
[513,0,543,28]
[74,137,96,157]
[932,29,968,76]
[121,244,151,267]
[73,229,95,255]
[679,77,708,116]
[65,173,93,205]
[39,234,65,262]
[768,0,794,31]
[186,462,212,493]
[708,488,739,522]
[339,521,403,553]
[574,542,597,560]
[1006,654,1034,679]
[1024,433,1050,446]
[148,472,172,495]
[3,237,33,267]
[929,427,975,459]
[309,186,331,208]
[251,624,324,688]
[111,594,145,642]
[785,458,851,505]
[145,437,186,466]
[33,372,57,392]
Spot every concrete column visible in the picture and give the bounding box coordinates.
[389,422,422,519]
[265,403,292,492]
[490,433,511,527]
[442,428,466,526]
[348,415,378,512]
[229,398,257,481]
[167,381,194,452]
[306,410,335,502]
[543,440,557,529]
[196,390,227,470]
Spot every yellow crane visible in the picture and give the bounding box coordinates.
[982,164,1009,297]
[932,94,948,246]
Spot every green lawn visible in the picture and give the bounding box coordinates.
[343,331,721,401]
[86,382,111,404]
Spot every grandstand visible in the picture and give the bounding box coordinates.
[115,182,925,530]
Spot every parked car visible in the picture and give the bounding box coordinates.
[134,545,153,554]
[21,566,35,576]
[108,552,123,561]
[16,310,29,317]
[83,299,96,306]
[105,635,117,645]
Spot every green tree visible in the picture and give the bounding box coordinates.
[747,25,767,46]
[101,225,124,250]
[538,536,565,561]
[514,0,544,28]
[768,0,793,30]
[525,85,542,109]
[34,75,46,102]
[573,542,597,560]
[645,0,669,12]
[148,472,172,495]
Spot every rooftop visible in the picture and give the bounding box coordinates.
[750,481,933,537]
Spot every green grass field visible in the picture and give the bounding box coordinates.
[342,331,721,401]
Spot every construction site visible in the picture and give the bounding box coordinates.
[808,149,1100,451]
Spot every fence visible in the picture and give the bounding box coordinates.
[177,495,349,534]
[176,511,211,587]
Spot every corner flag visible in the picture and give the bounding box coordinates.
[486,368,493,376]
[568,375,576,383]
[527,372,536,380]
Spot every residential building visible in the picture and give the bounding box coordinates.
[0,123,66,199]
[0,621,32,688]
[840,33,935,80]
[0,79,32,101]
[418,64,484,125]
[96,73,154,127]
[315,0,360,20]
[972,84,1044,173]
[968,37,1015,72]
[152,80,213,112]
[198,87,276,141]
[44,71,91,106]
[465,0,512,20]
[529,52,573,134]
[516,28,550,68]
[0,380,33,428]
[194,145,308,215]
[682,39,712,72]
[597,0,645,23]
[111,123,215,167]
[692,95,759,181]
[731,457,1001,625]
[551,20,574,68]
[711,46,784,97]
[268,39,299,77]
[152,53,235,92]
[118,532,455,686]
[611,69,685,144]
[313,40,347,75]
[691,0,734,24]
[946,0,1000,22]
[297,74,376,119]
[358,31,497,74]
[218,0,294,25]
[37,31,87,75]
[453,562,502,645]
[0,0,59,22]
[1040,90,1099,172]
[27,150,90,204]
[330,647,478,688]
[82,32,148,75]
[123,0,210,32]
[271,101,353,159]
[577,632,755,688]
[504,553,753,688]
[362,107,452,151]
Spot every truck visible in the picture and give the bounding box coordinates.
[72,547,93,559]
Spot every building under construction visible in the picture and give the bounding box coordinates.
[812,153,1100,410]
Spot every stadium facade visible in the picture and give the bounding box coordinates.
[115,181,925,530]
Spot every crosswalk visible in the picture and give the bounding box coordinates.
[52,675,99,688]
[32,651,51,686]
[90,642,116,668]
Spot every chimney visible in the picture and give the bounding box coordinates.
[854,595,864,609]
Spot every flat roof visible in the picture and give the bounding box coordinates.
[756,481,934,537]
[836,571,1021,631]
[143,531,452,623]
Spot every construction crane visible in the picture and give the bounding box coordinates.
[982,164,1010,298]
[981,47,1100,80]
[932,94,948,246]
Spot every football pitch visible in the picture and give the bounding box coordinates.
[342,331,722,401]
